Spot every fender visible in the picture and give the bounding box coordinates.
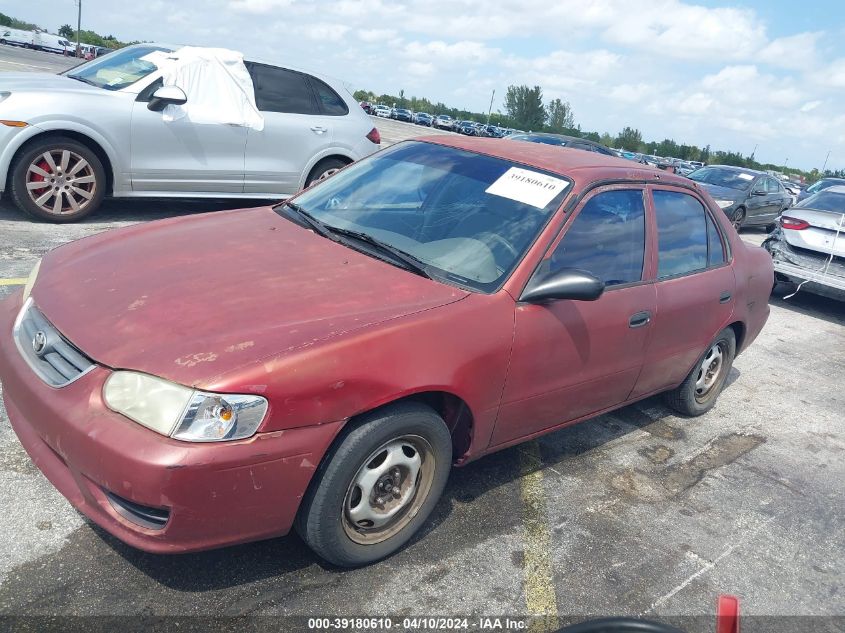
[0,120,129,194]
[297,146,356,190]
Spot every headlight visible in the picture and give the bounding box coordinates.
[714,199,735,209]
[21,259,41,302]
[103,371,268,442]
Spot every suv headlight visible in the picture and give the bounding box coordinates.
[21,259,41,303]
[714,199,734,209]
[103,371,268,442]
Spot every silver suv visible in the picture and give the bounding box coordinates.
[0,44,380,222]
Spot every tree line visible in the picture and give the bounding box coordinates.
[355,84,832,183]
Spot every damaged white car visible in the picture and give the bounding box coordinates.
[764,185,845,300]
[0,44,380,222]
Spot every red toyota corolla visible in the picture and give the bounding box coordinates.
[0,137,773,566]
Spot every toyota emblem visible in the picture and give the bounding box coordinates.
[32,331,47,355]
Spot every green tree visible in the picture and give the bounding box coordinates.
[58,24,74,39]
[545,98,575,132]
[504,85,545,131]
[0,12,38,30]
[615,127,644,152]
[599,133,614,148]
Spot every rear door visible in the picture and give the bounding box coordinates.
[630,186,735,397]
[492,186,656,446]
[243,63,337,195]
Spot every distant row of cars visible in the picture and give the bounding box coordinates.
[0,27,111,57]
[360,102,519,137]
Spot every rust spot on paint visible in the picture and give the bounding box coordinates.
[175,352,218,367]
[127,296,148,311]
[224,341,255,352]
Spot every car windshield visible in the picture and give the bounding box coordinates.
[688,167,755,191]
[796,190,845,212]
[65,45,172,90]
[283,141,571,292]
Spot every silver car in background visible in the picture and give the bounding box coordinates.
[764,185,845,300]
[0,44,380,222]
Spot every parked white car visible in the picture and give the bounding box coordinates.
[373,105,391,118]
[0,44,381,222]
[31,31,71,54]
[0,28,33,48]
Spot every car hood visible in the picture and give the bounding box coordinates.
[695,183,745,201]
[31,207,468,388]
[0,72,101,95]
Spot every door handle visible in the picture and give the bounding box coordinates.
[719,291,732,304]
[310,126,328,134]
[628,311,651,328]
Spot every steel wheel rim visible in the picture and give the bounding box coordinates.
[316,167,340,182]
[694,341,726,402]
[25,149,96,216]
[342,434,435,545]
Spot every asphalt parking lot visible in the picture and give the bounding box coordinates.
[1,47,844,631]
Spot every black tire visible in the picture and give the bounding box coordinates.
[296,402,452,567]
[305,158,348,188]
[10,136,106,223]
[664,327,736,417]
[731,207,746,232]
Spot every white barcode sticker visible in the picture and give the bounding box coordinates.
[485,167,569,209]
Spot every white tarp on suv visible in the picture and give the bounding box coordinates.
[143,46,264,130]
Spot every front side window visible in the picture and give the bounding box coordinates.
[248,63,317,114]
[64,44,171,90]
[547,189,646,286]
[654,190,709,278]
[283,142,572,292]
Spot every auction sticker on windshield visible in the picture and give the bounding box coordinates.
[485,167,569,209]
[738,173,755,180]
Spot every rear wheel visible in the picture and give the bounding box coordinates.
[664,328,736,417]
[305,157,347,188]
[731,207,746,231]
[297,402,452,567]
[10,137,105,222]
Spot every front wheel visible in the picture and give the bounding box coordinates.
[664,328,736,417]
[297,402,452,567]
[9,136,106,222]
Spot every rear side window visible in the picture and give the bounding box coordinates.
[654,190,708,278]
[549,189,646,286]
[706,212,726,265]
[248,63,317,114]
[310,76,349,116]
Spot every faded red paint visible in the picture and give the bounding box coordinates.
[0,138,772,553]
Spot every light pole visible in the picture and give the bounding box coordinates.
[75,0,81,57]
[486,89,495,126]
[822,150,831,174]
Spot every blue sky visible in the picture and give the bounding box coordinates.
[5,0,844,171]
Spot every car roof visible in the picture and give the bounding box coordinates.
[416,136,692,187]
[822,185,845,194]
[706,164,763,176]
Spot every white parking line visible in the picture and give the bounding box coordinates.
[0,59,56,71]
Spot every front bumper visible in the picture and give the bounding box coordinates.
[0,292,344,553]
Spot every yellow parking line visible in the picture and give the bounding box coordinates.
[519,440,558,632]
[0,279,27,286]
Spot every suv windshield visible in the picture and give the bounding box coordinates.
[796,190,845,212]
[282,141,571,292]
[688,166,756,191]
[64,44,172,90]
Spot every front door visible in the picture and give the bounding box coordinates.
[491,187,656,447]
[130,94,247,193]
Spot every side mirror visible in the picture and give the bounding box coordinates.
[751,189,766,196]
[520,268,605,303]
[147,85,187,112]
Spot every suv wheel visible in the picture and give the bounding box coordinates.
[10,137,106,222]
[297,402,452,567]
[305,158,347,188]
[664,328,736,417]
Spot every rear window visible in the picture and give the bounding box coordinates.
[311,76,348,116]
[796,191,845,212]
[654,190,709,278]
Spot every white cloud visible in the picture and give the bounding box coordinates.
[801,100,822,113]
[228,0,293,13]
[758,32,822,70]
[402,40,499,65]
[299,22,350,42]
[609,83,652,103]
[358,28,397,43]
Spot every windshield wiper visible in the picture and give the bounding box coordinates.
[321,225,434,279]
[67,75,98,87]
[276,202,433,279]
[278,201,334,239]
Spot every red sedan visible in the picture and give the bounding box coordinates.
[0,137,773,566]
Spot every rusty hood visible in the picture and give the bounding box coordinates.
[31,206,467,387]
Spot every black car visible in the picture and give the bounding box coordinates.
[414,112,433,126]
[456,121,477,135]
[507,133,615,156]
[392,108,413,123]
[687,165,791,231]
[797,177,845,203]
